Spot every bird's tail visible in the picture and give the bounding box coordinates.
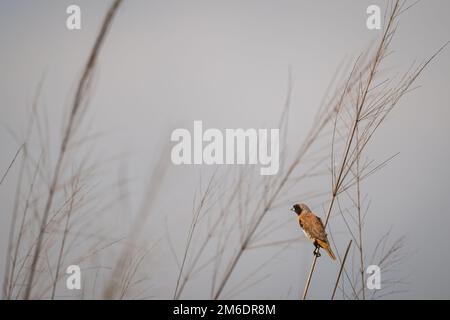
[317,239,336,260]
[325,247,336,260]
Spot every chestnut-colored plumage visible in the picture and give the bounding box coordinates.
[291,203,336,260]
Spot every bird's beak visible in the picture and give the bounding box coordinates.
[290,207,295,212]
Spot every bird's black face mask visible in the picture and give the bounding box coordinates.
[291,204,302,215]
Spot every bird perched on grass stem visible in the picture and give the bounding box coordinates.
[291,203,336,260]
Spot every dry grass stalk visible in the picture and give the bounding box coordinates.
[301,0,448,299]
[22,0,124,299]
[331,240,352,300]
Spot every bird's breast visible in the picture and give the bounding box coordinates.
[301,228,314,241]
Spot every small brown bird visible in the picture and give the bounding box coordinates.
[291,203,336,260]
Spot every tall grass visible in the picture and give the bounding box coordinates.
[1,0,447,300]
[173,0,447,300]
[2,0,125,300]
[301,0,448,299]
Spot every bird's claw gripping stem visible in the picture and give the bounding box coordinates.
[313,247,321,257]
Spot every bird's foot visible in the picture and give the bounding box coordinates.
[313,248,321,258]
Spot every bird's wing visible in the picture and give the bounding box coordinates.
[302,212,328,241]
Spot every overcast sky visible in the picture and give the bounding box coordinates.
[1,0,450,299]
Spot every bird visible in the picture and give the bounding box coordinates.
[290,203,336,260]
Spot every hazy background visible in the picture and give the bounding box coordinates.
[1,0,449,299]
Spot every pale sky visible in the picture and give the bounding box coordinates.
[1,0,450,299]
